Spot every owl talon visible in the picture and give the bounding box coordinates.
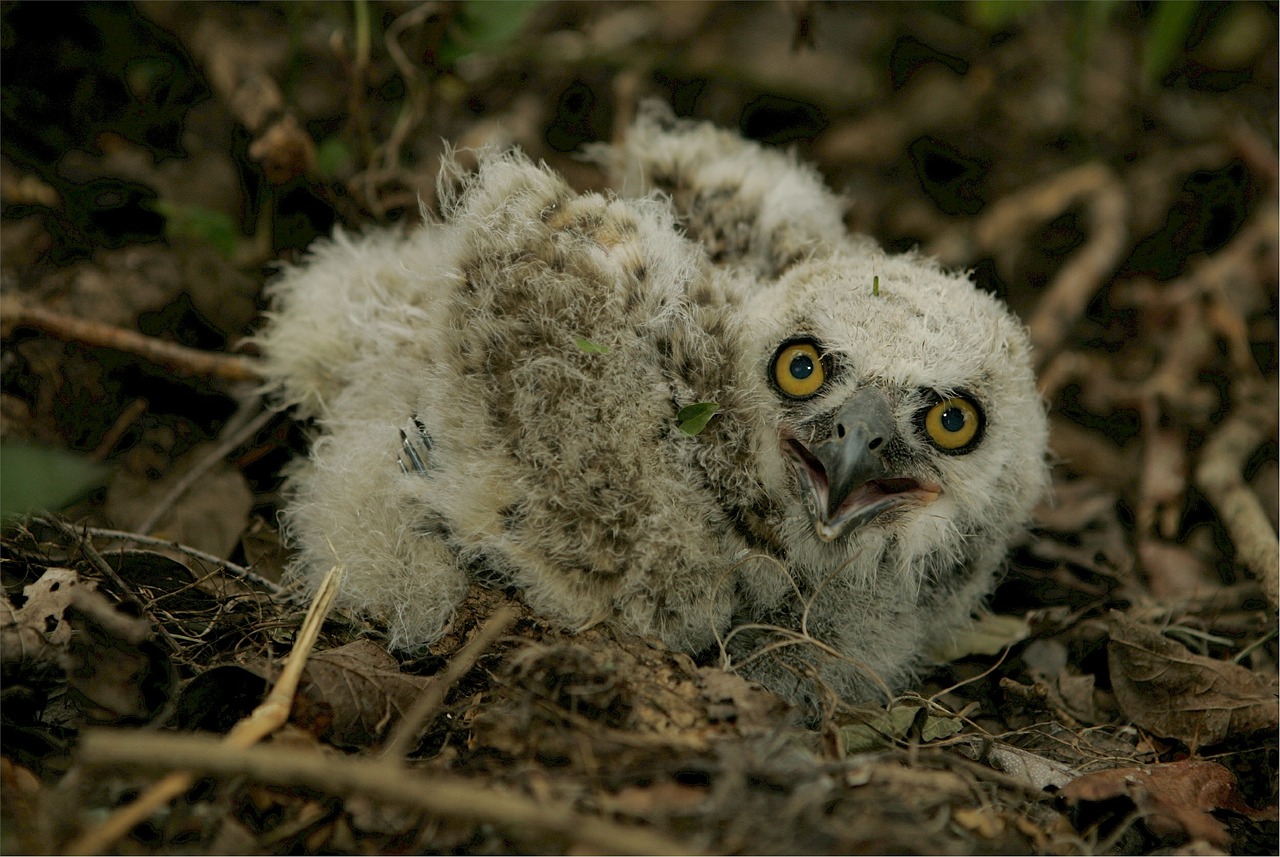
[397,417,434,477]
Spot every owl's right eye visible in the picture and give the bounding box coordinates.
[772,340,825,399]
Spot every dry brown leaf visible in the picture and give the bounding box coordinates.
[296,639,436,750]
[107,441,254,559]
[1107,611,1279,745]
[1059,759,1273,848]
[1027,479,1135,590]
[2,567,174,724]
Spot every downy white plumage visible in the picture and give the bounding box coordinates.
[257,103,1050,712]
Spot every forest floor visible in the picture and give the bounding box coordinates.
[1,2,1277,854]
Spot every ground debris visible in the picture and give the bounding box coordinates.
[2,2,1277,854]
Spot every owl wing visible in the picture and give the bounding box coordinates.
[604,101,851,280]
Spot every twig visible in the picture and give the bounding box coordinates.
[380,603,520,761]
[90,398,149,461]
[136,401,276,536]
[1,294,261,384]
[1194,382,1279,611]
[975,164,1128,367]
[80,525,291,600]
[65,563,345,855]
[42,517,180,654]
[76,731,700,856]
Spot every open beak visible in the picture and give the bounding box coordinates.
[781,388,940,542]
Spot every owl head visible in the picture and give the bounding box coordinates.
[724,244,1049,593]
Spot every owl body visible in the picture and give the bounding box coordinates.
[259,106,1049,709]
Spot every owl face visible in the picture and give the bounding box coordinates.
[741,250,1048,555]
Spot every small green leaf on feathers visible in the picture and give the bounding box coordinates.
[575,337,609,354]
[677,402,719,436]
[872,275,880,296]
[838,705,963,754]
[1,441,109,520]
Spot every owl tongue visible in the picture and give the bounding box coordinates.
[781,437,940,542]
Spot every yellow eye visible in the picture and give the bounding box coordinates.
[923,396,983,451]
[773,342,825,398]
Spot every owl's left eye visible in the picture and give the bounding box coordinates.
[772,340,826,399]
[921,395,984,452]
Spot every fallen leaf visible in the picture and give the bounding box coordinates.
[677,402,719,436]
[838,704,962,754]
[107,441,254,559]
[926,611,1030,662]
[298,640,437,749]
[953,738,1078,791]
[1107,611,1279,745]
[1059,759,1274,848]
[2,567,174,724]
[174,640,437,749]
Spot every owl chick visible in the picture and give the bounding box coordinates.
[257,103,1049,711]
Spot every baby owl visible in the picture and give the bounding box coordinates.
[258,104,1050,711]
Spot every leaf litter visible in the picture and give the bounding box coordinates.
[1,2,1276,854]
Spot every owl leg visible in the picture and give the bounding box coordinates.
[280,411,468,651]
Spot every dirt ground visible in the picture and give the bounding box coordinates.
[1,2,1277,854]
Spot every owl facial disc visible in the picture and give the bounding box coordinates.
[782,389,941,542]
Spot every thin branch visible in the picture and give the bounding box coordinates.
[1195,381,1279,610]
[136,401,276,536]
[76,730,700,856]
[380,603,520,761]
[42,518,180,654]
[1,294,261,384]
[75,525,289,599]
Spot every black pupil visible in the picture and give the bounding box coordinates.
[789,353,814,380]
[940,406,966,432]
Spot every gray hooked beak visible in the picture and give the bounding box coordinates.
[781,388,941,541]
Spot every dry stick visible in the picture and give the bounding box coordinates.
[83,526,291,600]
[65,563,345,856]
[1,294,261,384]
[76,732,699,856]
[1008,167,1129,368]
[42,517,181,654]
[1195,386,1280,611]
[379,603,521,761]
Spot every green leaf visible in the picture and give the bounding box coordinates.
[315,136,356,180]
[677,402,719,436]
[151,200,238,258]
[439,0,543,66]
[575,337,609,355]
[838,705,963,754]
[1143,0,1200,83]
[1,441,109,520]
[968,0,1037,30]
